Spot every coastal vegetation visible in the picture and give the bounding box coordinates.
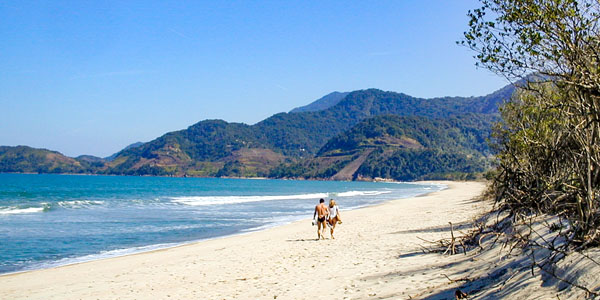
[455,0,600,296]
[465,0,600,249]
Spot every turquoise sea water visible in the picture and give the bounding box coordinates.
[0,174,444,274]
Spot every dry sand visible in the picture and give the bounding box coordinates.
[0,181,491,299]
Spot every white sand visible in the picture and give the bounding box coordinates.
[0,181,490,299]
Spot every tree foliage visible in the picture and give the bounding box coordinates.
[463,0,600,248]
[356,148,485,181]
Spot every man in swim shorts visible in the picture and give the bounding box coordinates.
[313,198,330,240]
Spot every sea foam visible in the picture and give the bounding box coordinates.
[335,190,391,197]
[171,192,329,206]
[171,190,392,206]
[57,200,105,209]
[0,206,46,215]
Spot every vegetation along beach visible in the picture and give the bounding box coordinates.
[2,0,600,299]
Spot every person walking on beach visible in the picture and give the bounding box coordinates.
[327,199,342,239]
[313,198,329,240]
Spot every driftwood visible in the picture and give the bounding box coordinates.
[418,209,600,298]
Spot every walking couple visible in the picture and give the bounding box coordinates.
[313,198,342,240]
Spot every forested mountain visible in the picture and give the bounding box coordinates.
[103,86,512,177]
[105,120,282,177]
[0,84,515,180]
[0,146,99,174]
[269,114,496,181]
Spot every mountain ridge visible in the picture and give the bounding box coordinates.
[289,91,350,113]
[269,114,496,181]
[0,84,515,180]
[105,142,145,162]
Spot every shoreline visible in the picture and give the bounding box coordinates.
[0,181,486,299]
[0,181,446,277]
[0,172,483,183]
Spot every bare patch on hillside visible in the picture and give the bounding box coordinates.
[331,149,374,181]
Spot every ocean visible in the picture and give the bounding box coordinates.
[0,173,444,274]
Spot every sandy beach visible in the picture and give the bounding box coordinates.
[0,181,489,299]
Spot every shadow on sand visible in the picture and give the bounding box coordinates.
[285,238,321,242]
[389,221,472,235]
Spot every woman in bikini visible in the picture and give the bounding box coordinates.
[327,199,342,239]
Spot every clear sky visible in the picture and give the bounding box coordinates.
[0,0,507,157]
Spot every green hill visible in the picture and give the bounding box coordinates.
[0,84,514,179]
[104,86,512,177]
[0,146,95,174]
[268,114,496,181]
[104,120,282,177]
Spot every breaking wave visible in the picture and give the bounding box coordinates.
[171,193,329,206]
[57,200,105,209]
[171,190,392,206]
[0,206,48,215]
[335,190,391,197]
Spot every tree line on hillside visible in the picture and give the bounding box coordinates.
[269,114,497,181]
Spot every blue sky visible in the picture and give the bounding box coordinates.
[0,1,507,157]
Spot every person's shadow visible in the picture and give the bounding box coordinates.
[286,238,321,242]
